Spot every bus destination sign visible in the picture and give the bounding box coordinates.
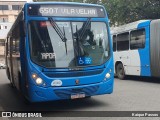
[28,4,106,18]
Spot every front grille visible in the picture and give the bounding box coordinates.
[44,69,103,78]
[54,85,99,99]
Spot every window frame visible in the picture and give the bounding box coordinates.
[117,32,129,51]
[130,28,146,50]
[28,20,111,69]
[112,35,117,52]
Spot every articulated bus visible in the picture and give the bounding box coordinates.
[5,2,114,102]
[111,20,160,79]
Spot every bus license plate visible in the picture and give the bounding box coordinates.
[71,93,85,99]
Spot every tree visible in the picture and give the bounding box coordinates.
[35,0,101,3]
[103,0,160,26]
[35,0,84,2]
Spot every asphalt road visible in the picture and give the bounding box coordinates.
[0,69,160,120]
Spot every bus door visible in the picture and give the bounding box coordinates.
[116,32,130,74]
[6,37,11,80]
[7,37,15,86]
[5,37,10,80]
[10,31,20,90]
[117,51,130,74]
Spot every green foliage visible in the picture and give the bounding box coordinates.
[103,0,160,26]
[36,0,100,2]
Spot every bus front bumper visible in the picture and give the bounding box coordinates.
[27,79,113,102]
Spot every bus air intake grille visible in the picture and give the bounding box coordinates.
[54,85,99,99]
[44,69,103,78]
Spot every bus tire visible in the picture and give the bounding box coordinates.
[116,63,125,80]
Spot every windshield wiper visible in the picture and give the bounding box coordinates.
[79,18,91,41]
[73,18,91,57]
[48,17,68,54]
[75,25,81,56]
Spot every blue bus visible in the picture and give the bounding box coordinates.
[5,2,114,102]
[111,20,160,79]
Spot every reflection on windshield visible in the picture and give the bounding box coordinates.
[49,17,68,54]
[29,21,109,68]
[72,22,109,66]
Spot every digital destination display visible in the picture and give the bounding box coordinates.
[28,4,106,18]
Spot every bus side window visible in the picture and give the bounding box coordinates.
[117,32,129,51]
[113,35,116,51]
[5,37,8,56]
[12,24,20,54]
[12,38,16,54]
[7,37,10,55]
[130,29,145,49]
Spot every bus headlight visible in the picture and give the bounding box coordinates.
[35,77,43,85]
[32,73,45,86]
[104,73,111,80]
[32,73,37,79]
[104,73,111,81]
[105,73,111,79]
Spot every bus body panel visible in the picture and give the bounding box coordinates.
[114,51,130,75]
[127,50,141,75]
[138,22,151,77]
[26,52,114,88]
[150,19,160,77]
[26,56,114,102]
[28,80,113,102]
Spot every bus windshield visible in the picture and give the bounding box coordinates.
[29,20,110,68]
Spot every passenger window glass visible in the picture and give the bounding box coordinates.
[7,38,10,55]
[117,32,129,51]
[130,29,145,49]
[12,24,20,55]
[113,35,116,51]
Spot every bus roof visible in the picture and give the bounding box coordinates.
[111,20,150,35]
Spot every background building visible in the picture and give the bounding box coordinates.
[0,0,30,63]
[0,22,12,62]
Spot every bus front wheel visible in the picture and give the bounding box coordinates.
[116,63,125,80]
